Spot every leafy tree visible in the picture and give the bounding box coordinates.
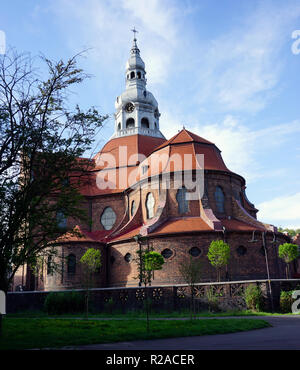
[278,243,299,279]
[278,227,300,238]
[207,240,230,282]
[134,241,164,332]
[0,48,107,294]
[80,248,101,319]
[178,256,202,319]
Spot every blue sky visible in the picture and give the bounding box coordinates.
[1,0,300,229]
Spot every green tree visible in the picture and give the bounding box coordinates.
[134,242,164,332]
[278,243,299,279]
[178,256,202,319]
[80,248,101,319]
[0,48,107,294]
[207,240,230,282]
[278,227,300,238]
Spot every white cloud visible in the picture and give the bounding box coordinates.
[257,192,300,229]
[193,2,300,112]
[161,110,300,183]
[51,0,180,85]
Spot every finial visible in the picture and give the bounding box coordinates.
[131,27,138,41]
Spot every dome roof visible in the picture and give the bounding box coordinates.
[115,88,157,110]
[134,128,232,182]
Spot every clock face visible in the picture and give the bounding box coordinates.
[125,102,135,113]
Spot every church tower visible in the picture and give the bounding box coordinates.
[112,29,165,139]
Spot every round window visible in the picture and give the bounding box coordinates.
[237,246,247,256]
[189,247,201,257]
[161,248,173,259]
[124,253,132,263]
[100,207,116,230]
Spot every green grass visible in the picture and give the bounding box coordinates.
[0,317,271,350]
[6,309,299,319]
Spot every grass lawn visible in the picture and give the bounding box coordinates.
[0,317,271,350]
[6,309,298,319]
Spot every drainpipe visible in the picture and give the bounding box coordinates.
[222,226,229,281]
[262,231,274,312]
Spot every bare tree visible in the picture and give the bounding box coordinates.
[0,48,107,294]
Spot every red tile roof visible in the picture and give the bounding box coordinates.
[94,134,166,170]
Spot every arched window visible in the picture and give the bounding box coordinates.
[126,118,135,129]
[176,187,189,214]
[141,117,149,128]
[67,254,76,274]
[131,200,136,217]
[215,186,225,213]
[237,246,247,256]
[117,122,121,131]
[146,192,155,219]
[47,255,53,275]
[137,71,141,79]
[100,207,116,230]
[56,210,67,229]
[130,71,135,79]
[239,192,244,207]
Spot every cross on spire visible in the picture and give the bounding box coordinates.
[131,27,138,40]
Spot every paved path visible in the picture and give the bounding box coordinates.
[58,315,300,350]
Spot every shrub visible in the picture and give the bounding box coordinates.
[44,291,85,315]
[244,284,263,311]
[280,291,293,313]
[206,287,220,312]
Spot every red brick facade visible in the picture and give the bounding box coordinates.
[11,129,293,292]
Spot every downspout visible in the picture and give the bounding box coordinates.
[222,226,229,281]
[262,231,274,312]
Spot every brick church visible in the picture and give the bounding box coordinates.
[12,34,297,292]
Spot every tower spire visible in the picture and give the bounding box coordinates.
[112,30,165,140]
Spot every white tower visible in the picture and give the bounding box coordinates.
[112,29,165,139]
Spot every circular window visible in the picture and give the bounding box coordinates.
[100,207,116,230]
[189,247,201,257]
[124,253,132,262]
[161,249,173,259]
[237,246,247,256]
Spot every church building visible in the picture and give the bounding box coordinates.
[12,33,294,291]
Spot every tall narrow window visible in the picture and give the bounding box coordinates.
[215,186,225,213]
[47,255,53,275]
[100,207,117,230]
[146,192,155,219]
[176,187,189,214]
[56,210,67,229]
[67,254,76,274]
[130,71,135,79]
[131,200,136,217]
